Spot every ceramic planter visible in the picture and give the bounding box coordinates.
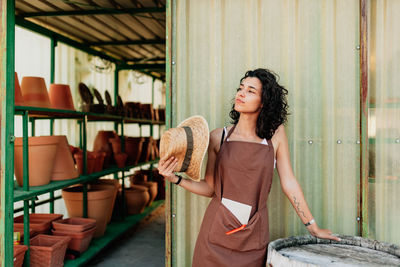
[133,181,158,206]
[62,184,115,237]
[125,185,150,214]
[93,131,118,167]
[51,226,96,253]
[74,151,96,175]
[13,245,28,267]
[52,217,96,233]
[114,153,127,168]
[29,234,71,267]
[20,76,51,108]
[90,179,120,223]
[14,72,24,106]
[14,213,63,235]
[49,84,75,110]
[51,136,79,181]
[14,136,59,187]
[139,137,153,163]
[93,151,106,172]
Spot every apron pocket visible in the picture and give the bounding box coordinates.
[208,202,268,251]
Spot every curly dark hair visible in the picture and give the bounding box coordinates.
[229,68,289,140]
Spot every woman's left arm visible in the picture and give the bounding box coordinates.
[274,125,340,241]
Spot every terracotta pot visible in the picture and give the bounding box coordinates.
[93,131,118,167]
[51,226,96,253]
[134,181,158,206]
[125,185,150,214]
[110,137,144,166]
[152,169,166,200]
[29,234,70,267]
[49,84,75,110]
[114,153,127,168]
[14,72,24,106]
[14,225,37,243]
[140,103,154,120]
[52,217,96,233]
[13,245,28,267]
[74,151,96,175]
[51,136,79,181]
[14,213,63,235]
[14,136,59,187]
[20,76,51,108]
[62,185,115,237]
[91,179,120,223]
[92,151,106,172]
[139,137,153,163]
[109,137,121,154]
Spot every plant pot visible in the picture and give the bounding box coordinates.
[110,137,144,166]
[15,72,24,106]
[93,131,118,167]
[13,245,28,267]
[14,225,37,243]
[109,137,121,154]
[152,169,166,200]
[91,179,120,223]
[62,185,115,237]
[114,153,127,168]
[49,84,75,110]
[51,136,79,181]
[14,214,63,235]
[140,103,154,120]
[52,217,97,233]
[20,76,51,108]
[139,137,153,163]
[133,181,158,206]
[51,226,96,253]
[74,151,96,175]
[92,151,106,172]
[14,136,59,187]
[29,234,70,267]
[125,185,150,214]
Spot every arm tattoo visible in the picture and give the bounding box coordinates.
[293,196,306,218]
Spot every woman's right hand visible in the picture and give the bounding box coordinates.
[158,156,179,183]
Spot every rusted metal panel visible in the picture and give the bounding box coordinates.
[359,0,369,238]
[1,0,15,266]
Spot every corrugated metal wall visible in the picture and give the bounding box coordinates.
[170,0,360,266]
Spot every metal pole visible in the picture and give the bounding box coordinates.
[1,1,16,264]
[50,38,57,84]
[82,115,88,218]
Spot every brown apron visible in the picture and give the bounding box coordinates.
[193,125,274,267]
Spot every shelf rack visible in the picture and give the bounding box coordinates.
[1,1,167,266]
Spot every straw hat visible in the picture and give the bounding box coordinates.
[159,115,209,181]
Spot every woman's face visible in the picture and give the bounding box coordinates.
[234,77,263,114]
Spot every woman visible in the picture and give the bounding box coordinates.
[158,68,339,266]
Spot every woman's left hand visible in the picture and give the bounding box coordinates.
[307,224,341,242]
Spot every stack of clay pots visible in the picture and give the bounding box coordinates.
[62,181,118,237]
[51,217,96,254]
[14,135,78,187]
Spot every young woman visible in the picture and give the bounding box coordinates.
[158,68,339,266]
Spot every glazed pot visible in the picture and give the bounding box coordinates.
[93,131,118,167]
[92,151,106,172]
[51,136,79,181]
[114,153,127,168]
[14,136,59,187]
[133,181,158,206]
[62,184,115,237]
[14,72,24,106]
[91,179,120,223]
[20,76,51,108]
[125,185,150,214]
[74,151,96,175]
[49,84,75,110]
